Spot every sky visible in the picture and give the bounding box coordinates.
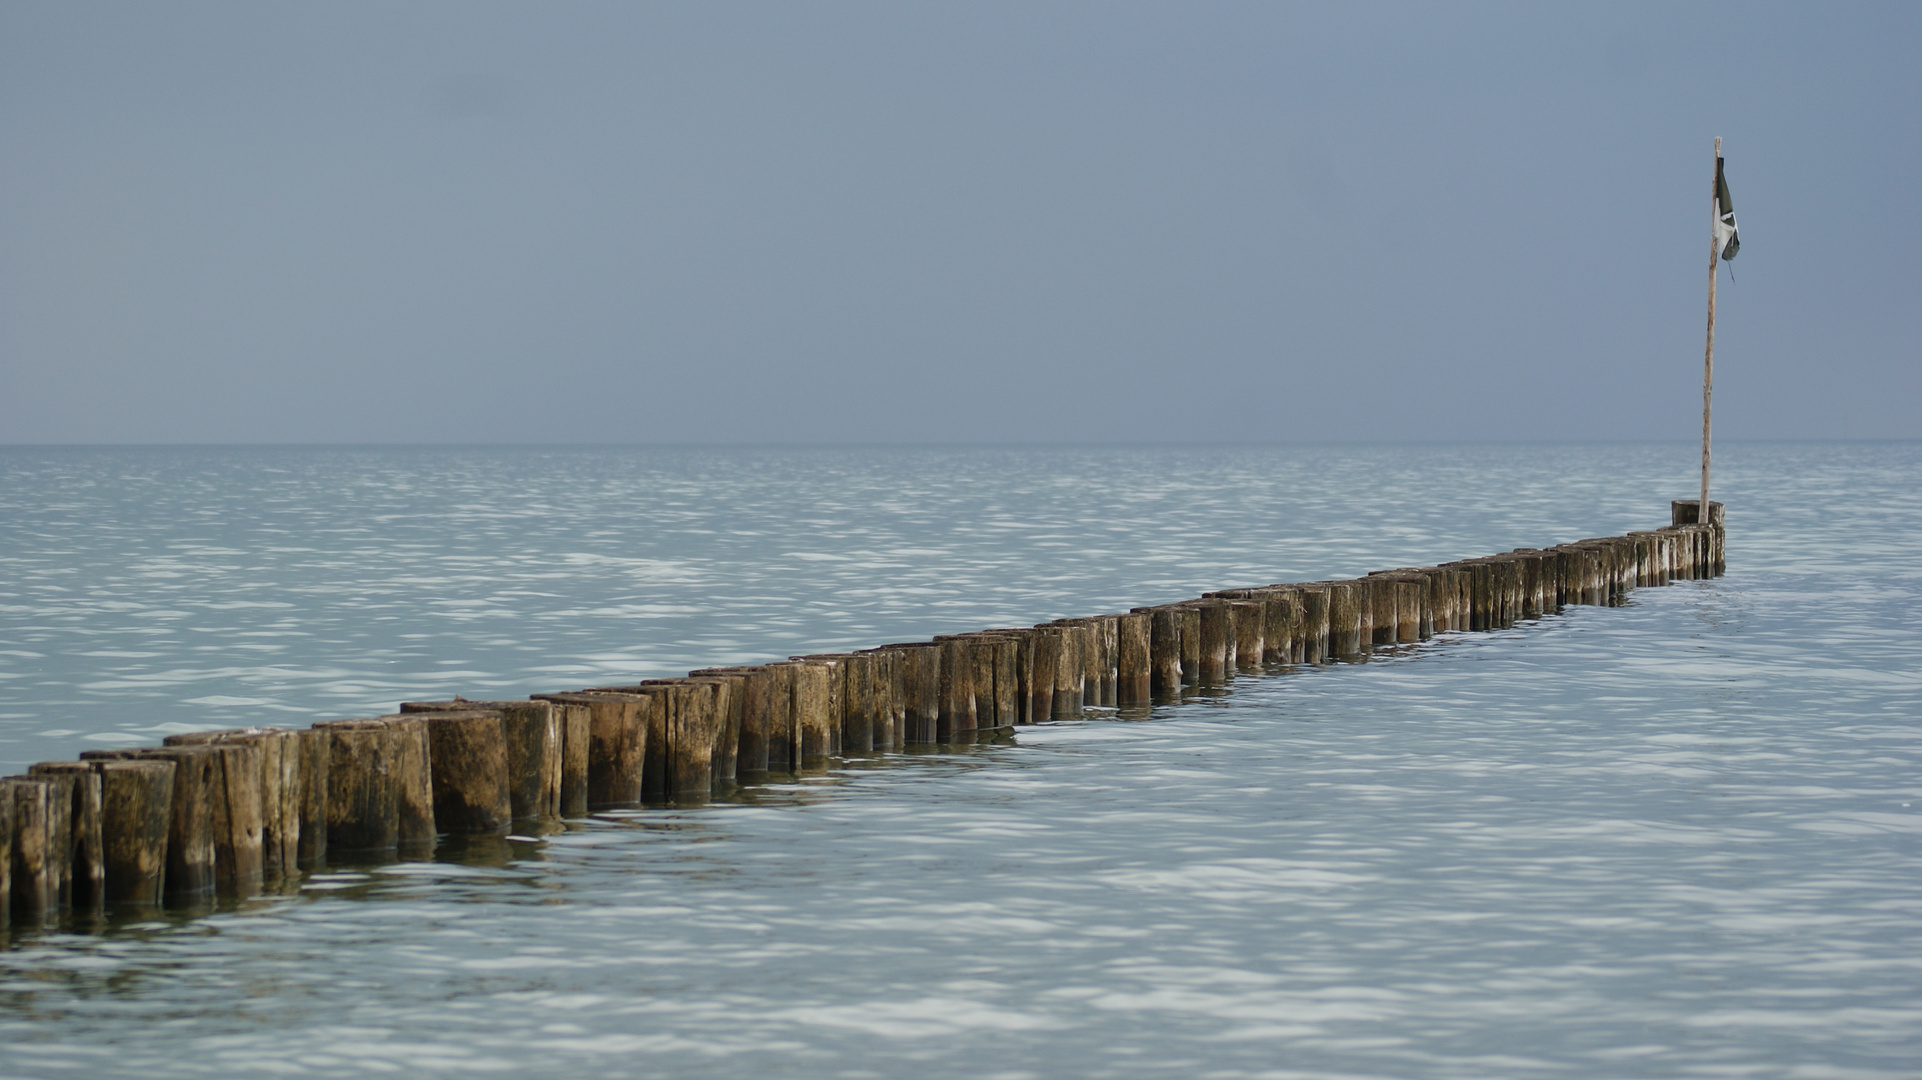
[1,2,1916,444]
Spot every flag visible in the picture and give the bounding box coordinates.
[1713,156,1739,261]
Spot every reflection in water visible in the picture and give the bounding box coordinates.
[1,442,1919,1078]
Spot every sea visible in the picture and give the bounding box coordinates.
[0,441,1917,1079]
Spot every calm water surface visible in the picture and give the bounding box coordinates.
[0,443,1917,1079]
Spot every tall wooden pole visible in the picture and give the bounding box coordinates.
[1701,136,1720,523]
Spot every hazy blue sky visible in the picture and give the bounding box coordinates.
[2,2,1916,443]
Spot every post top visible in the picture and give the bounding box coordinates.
[1671,500,1725,526]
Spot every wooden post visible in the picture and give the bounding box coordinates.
[92,759,174,906]
[935,637,978,741]
[990,634,1020,730]
[295,728,329,867]
[1257,591,1296,664]
[547,699,593,816]
[1365,577,1395,646]
[162,728,301,882]
[1230,600,1265,670]
[1024,629,1060,721]
[1294,585,1329,663]
[689,669,754,780]
[423,711,513,835]
[83,746,218,900]
[764,664,799,769]
[668,682,718,800]
[401,701,562,823]
[709,676,744,783]
[724,666,776,775]
[788,663,834,767]
[1193,601,1231,685]
[28,763,105,912]
[1049,622,1087,718]
[786,658,848,759]
[1169,605,1198,684]
[1116,612,1152,706]
[307,722,399,856]
[1324,583,1361,657]
[1141,608,1181,698]
[857,650,895,747]
[537,692,648,809]
[878,644,938,745]
[864,647,908,745]
[14,774,72,912]
[837,655,878,752]
[379,715,435,855]
[1092,617,1118,705]
[584,683,675,798]
[1404,576,1428,638]
[5,778,55,921]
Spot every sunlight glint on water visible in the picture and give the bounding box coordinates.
[0,442,1918,1079]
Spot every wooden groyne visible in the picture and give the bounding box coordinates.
[1,505,1724,930]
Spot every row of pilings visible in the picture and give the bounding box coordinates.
[1,504,1724,933]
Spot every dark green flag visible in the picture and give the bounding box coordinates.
[1713,156,1739,261]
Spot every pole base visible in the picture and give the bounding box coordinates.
[1671,500,1724,526]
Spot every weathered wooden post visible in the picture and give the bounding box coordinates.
[720,667,775,776]
[1470,561,1498,628]
[583,682,677,797]
[861,649,902,748]
[885,646,917,743]
[34,775,72,911]
[1258,590,1297,664]
[305,722,398,856]
[1047,621,1088,717]
[536,692,647,809]
[768,664,802,770]
[5,777,56,921]
[92,759,173,906]
[1536,551,1564,611]
[1605,538,1627,599]
[1020,628,1057,721]
[1230,600,1265,671]
[401,700,563,822]
[1139,607,1180,698]
[28,763,105,912]
[990,634,1021,730]
[687,672,748,783]
[934,637,978,741]
[1116,612,1152,706]
[383,715,435,855]
[296,728,328,867]
[787,662,835,766]
[670,681,720,799]
[1324,582,1362,658]
[837,654,878,752]
[878,643,939,744]
[160,741,265,895]
[417,710,512,836]
[1292,585,1328,663]
[551,699,592,816]
[1091,617,1119,705]
[1393,577,1423,641]
[162,728,301,880]
[1488,558,1513,628]
[1193,601,1232,685]
[83,746,217,900]
[1365,577,1395,646]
